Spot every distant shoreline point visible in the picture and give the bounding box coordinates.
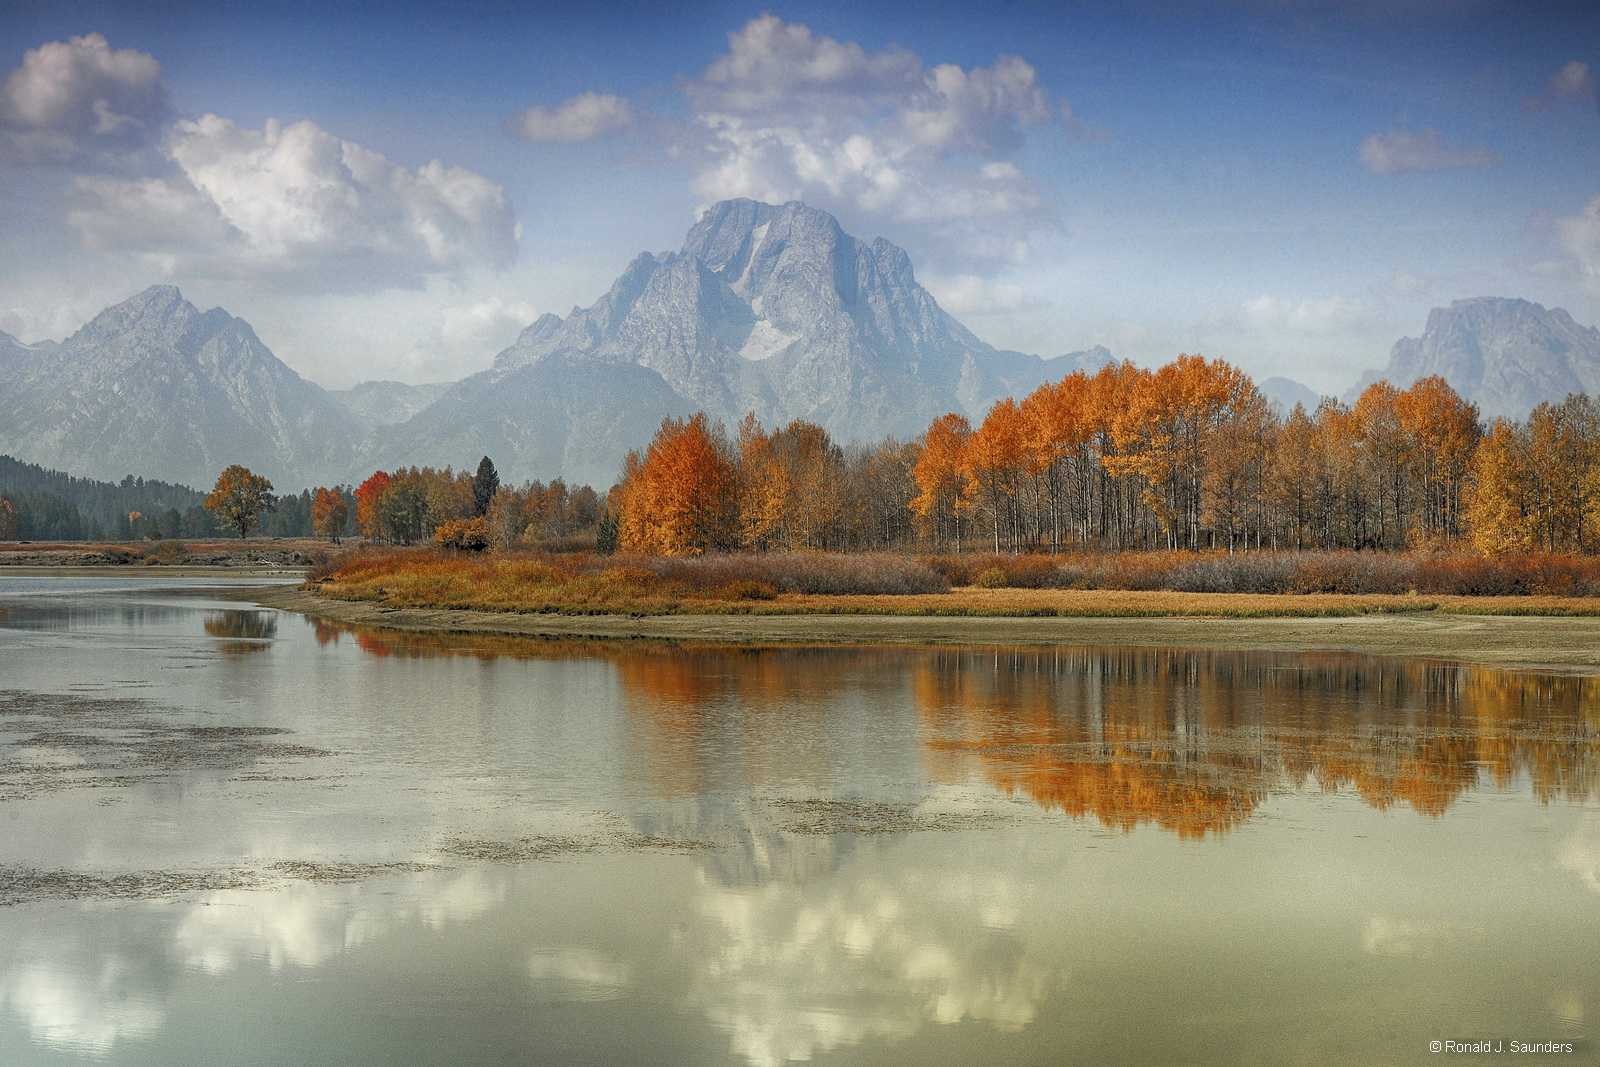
[251,583,1600,675]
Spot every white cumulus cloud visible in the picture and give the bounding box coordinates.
[506,92,636,143]
[1555,194,1600,294]
[65,114,519,290]
[683,17,1067,231]
[1547,60,1598,103]
[0,33,168,167]
[1359,127,1501,174]
[1,35,520,293]
[1212,293,1367,334]
[509,16,1079,264]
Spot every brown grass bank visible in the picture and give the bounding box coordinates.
[254,546,1600,674]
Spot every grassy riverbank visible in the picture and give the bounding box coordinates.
[311,547,1600,619]
[254,583,1600,674]
[0,538,323,570]
[261,545,1600,673]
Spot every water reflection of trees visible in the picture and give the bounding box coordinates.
[203,611,278,654]
[913,647,1600,836]
[311,618,1600,837]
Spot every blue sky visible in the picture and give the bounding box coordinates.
[1,0,1596,393]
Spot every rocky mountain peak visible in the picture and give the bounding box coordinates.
[72,284,198,346]
[1352,296,1600,418]
[0,284,361,489]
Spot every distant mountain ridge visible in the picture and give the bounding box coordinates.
[8,204,1599,493]
[0,200,1120,490]
[0,285,361,489]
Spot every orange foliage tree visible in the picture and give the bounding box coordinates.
[311,487,348,543]
[614,414,737,555]
[354,471,392,540]
[961,398,1029,552]
[204,465,277,539]
[909,413,972,550]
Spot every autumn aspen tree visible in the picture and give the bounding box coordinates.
[204,465,277,539]
[311,487,348,543]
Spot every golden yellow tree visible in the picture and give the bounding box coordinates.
[910,413,972,550]
[1106,355,1256,550]
[1465,419,1535,555]
[1265,403,1325,548]
[1022,371,1096,550]
[1393,376,1480,546]
[1524,396,1600,550]
[204,465,277,539]
[1353,382,1409,548]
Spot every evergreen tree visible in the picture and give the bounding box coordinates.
[472,456,500,517]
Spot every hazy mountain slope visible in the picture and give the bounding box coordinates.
[330,380,454,427]
[1351,297,1600,419]
[0,286,362,490]
[364,350,695,487]
[1260,376,1320,413]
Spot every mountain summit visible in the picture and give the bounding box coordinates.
[371,199,1107,483]
[2,203,1116,489]
[1352,297,1600,419]
[0,285,361,488]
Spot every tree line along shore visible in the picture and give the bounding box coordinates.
[315,356,1599,561]
[10,356,1600,611]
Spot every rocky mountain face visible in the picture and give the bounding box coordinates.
[1351,297,1600,419]
[329,380,453,428]
[370,199,1106,483]
[0,286,362,490]
[1259,376,1321,414]
[12,255,1600,494]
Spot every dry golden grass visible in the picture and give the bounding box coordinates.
[762,588,1600,617]
[315,551,1600,618]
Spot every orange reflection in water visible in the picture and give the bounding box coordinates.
[203,610,278,655]
[312,617,1600,837]
[914,648,1600,836]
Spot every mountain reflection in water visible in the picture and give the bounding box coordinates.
[311,619,1600,838]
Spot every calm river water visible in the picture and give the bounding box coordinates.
[0,576,1597,1066]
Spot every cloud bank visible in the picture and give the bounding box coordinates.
[0,33,168,168]
[510,15,1079,263]
[3,36,520,292]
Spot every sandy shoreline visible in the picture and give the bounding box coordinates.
[251,584,1600,674]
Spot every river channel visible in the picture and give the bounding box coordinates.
[0,576,1596,1065]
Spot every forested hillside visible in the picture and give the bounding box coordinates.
[0,456,348,542]
[0,456,212,540]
